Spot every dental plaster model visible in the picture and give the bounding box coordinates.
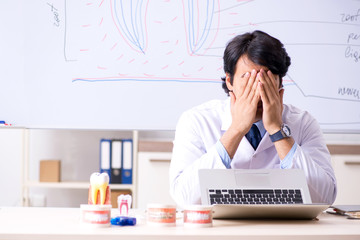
[88,172,111,205]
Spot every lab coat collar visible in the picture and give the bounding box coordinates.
[257,132,273,152]
[221,98,231,131]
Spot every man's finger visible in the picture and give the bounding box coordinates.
[259,69,278,102]
[267,70,279,90]
[242,69,257,98]
[258,81,269,104]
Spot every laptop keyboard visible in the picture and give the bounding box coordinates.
[208,189,303,205]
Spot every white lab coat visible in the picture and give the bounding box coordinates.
[169,98,337,207]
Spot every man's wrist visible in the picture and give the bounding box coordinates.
[221,127,245,159]
[269,123,291,143]
[267,122,283,135]
[228,123,249,138]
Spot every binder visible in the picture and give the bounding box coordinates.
[100,139,111,181]
[121,139,133,184]
[110,139,122,184]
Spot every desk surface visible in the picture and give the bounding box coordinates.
[0,207,359,240]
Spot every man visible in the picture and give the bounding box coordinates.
[169,30,337,207]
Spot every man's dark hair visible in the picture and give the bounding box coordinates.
[222,30,291,95]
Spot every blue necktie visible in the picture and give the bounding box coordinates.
[246,124,262,150]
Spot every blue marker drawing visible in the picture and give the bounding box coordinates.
[183,0,220,56]
[111,0,149,54]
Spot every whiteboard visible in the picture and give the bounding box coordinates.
[1,0,360,131]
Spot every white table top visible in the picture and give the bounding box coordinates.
[0,207,359,240]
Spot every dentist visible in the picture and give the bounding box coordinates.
[169,30,337,207]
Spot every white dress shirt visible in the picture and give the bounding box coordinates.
[169,98,337,207]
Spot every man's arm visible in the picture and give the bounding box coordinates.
[220,69,260,158]
[288,117,337,204]
[259,69,336,203]
[258,69,295,159]
[169,111,226,207]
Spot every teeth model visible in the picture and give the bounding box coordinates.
[90,172,110,205]
[118,194,132,216]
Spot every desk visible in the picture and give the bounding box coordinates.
[0,207,359,240]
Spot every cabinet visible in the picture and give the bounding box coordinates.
[0,128,24,206]
[22,129,139,207]
[137,152,176,209]
[331,155,360,205]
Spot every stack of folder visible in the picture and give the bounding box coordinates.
[99,139,133,184]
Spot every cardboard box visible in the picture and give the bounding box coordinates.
[111,190,132,209]
[39,160,61,182]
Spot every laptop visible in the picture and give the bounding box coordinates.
[199,169,329,219]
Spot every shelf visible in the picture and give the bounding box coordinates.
[21,130,139,207]
[25,181,134,190]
